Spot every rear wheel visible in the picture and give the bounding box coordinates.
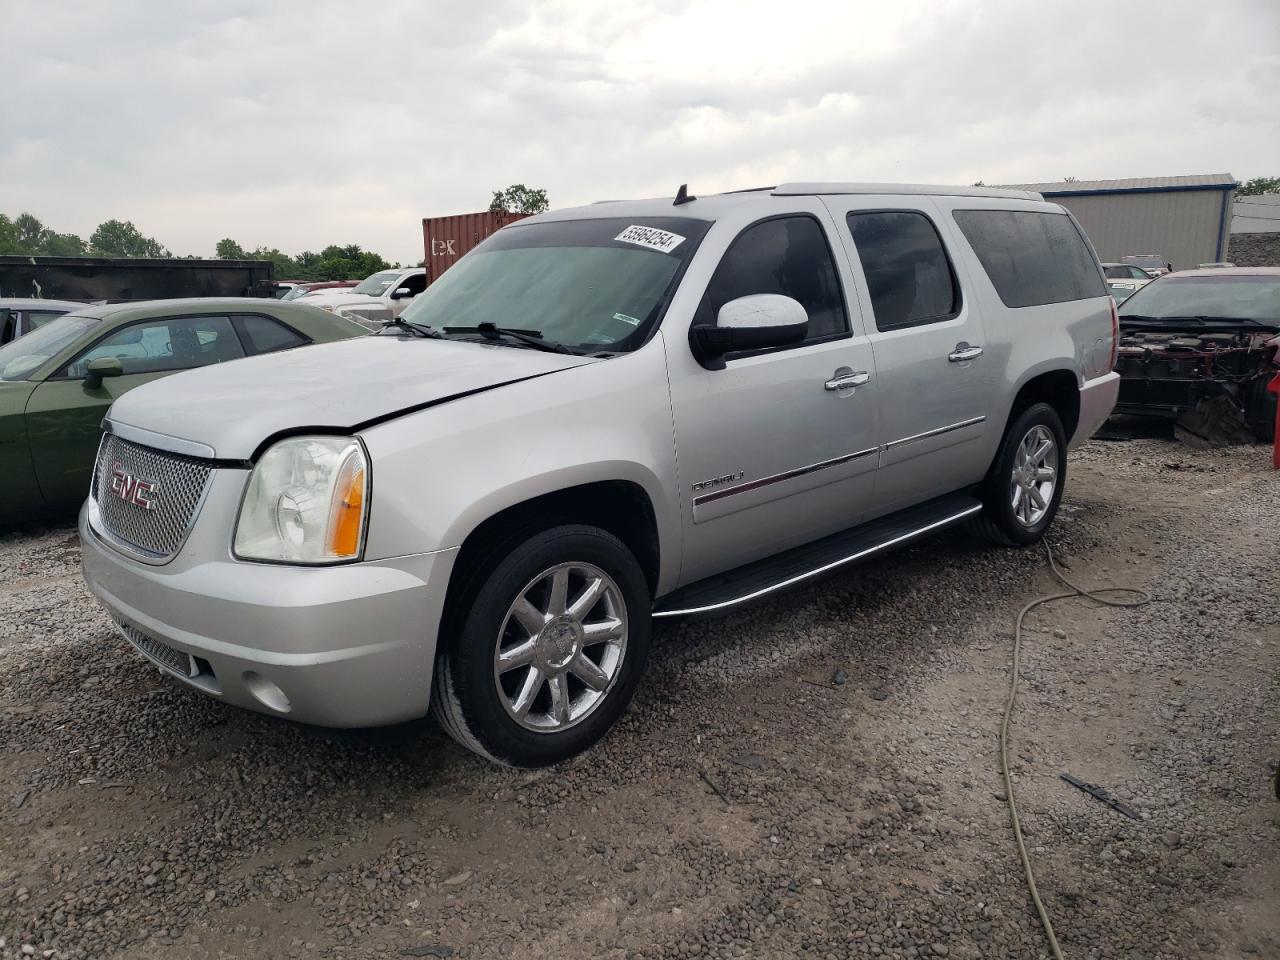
[972,402,1067,546]
[431,524,651,767]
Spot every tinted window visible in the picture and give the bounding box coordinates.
[696,215,848,347]
[236,314,307,354]
[846,211,959,330]
[62,315,245,378]
[399,274,427,297]
[953,210,1105,308]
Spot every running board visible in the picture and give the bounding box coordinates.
[652,492,983,618]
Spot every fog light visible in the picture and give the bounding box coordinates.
[243,672,291,713]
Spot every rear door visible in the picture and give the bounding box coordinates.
[25,314,246,506]
[823,197,994,514]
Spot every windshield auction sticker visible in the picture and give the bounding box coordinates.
[614,225,686,254]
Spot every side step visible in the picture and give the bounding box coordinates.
[652,492,983,618]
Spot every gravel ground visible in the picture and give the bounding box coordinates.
[1,437,1277,960]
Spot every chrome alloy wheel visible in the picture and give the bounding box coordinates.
[1010,424,1059,528]
[493,562,629,733]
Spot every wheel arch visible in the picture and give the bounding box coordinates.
[439,473,668,633]
[1001,367,1081,447]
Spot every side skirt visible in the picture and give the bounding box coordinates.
[651,491,982,618]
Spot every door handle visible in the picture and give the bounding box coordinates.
[824,370,871,391]
[948,342,984,363]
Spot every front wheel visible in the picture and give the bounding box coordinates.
[431,525,651,767]
[972,402,1067,546]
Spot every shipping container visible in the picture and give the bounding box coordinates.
[0,255,276,302]
[421,211,530,282]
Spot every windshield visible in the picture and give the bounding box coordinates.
[1122,256,1164,270]
[1104,265,1141,279]
[351,271,404,297]
[1118,275,1280,322]
[0,314,98,381]
[400,216,711,352]
[281,286,309,301]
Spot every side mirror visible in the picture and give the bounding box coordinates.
[84,356,124,389]
[390,287,414,300]
[690,294,808,370]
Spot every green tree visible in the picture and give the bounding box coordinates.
[489,183,550,215]
[40,231,88,256]
[311,244,392,280]
[0,214,17,253]
[89,219,170,258]
[215,238,247,259]
[1238,176,1280,196]
[0,212,87,256]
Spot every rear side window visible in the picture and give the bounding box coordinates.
[235,314,308,354]
[846,211,960,331]
[952,210,1105,308]
[696,215,849,347]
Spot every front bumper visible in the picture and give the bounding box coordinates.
[80,502,457,728]
[1074,371,1121,448]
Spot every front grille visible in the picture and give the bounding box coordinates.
[92,434,215,560]
[117,620,197,678]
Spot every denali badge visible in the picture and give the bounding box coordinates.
[109,462,159,511]
[691,471,744,492]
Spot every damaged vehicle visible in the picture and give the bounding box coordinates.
[1115,267,1280,443]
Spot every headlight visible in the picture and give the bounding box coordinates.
[234,436,368,564]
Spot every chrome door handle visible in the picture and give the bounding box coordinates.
[824,370,871,391]
[948,343,984,362]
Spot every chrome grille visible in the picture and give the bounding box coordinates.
[117,620,197,678]
[92,434,214,560]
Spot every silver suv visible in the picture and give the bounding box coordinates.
[80,183,1119,766]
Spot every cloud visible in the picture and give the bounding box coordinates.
[3,0,1277,264]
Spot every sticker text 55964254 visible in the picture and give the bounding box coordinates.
[614,225,686,254]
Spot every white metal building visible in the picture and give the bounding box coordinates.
[1231,194,1280,233]
[996,174,1237,270]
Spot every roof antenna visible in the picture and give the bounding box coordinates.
[673,183,696,206]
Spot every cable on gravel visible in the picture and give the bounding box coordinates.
[1000,541,1150,960]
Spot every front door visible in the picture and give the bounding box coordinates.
[665,204,880,584]
[823,198,994,515]
[25,313,246,507]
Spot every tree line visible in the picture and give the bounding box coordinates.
[0,211,399,281]
[0,212,171,258]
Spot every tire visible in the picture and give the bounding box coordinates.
[971,402,1068,547]
[430,524,651,767]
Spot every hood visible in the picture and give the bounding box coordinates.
[105,336,595,460]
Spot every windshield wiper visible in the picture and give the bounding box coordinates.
[443,322,575,355]
[376,317,444,339]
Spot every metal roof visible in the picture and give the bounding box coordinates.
[996,173,1236,195]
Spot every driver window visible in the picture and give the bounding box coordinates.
[694,215,849,348]
[400,274,427,297]
[61,315,245,378]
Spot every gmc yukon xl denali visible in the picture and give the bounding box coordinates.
[80,183,1120,766]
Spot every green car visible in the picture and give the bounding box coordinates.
[0,298,365,522]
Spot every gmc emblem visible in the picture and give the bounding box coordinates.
[109,462,159,511]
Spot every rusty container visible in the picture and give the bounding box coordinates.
[422,211,530,282]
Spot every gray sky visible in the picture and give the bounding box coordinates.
[5,0,1278,265]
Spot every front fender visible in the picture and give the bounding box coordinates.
[358,345,681,593]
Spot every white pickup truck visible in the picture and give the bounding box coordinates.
[300,267,426,328]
